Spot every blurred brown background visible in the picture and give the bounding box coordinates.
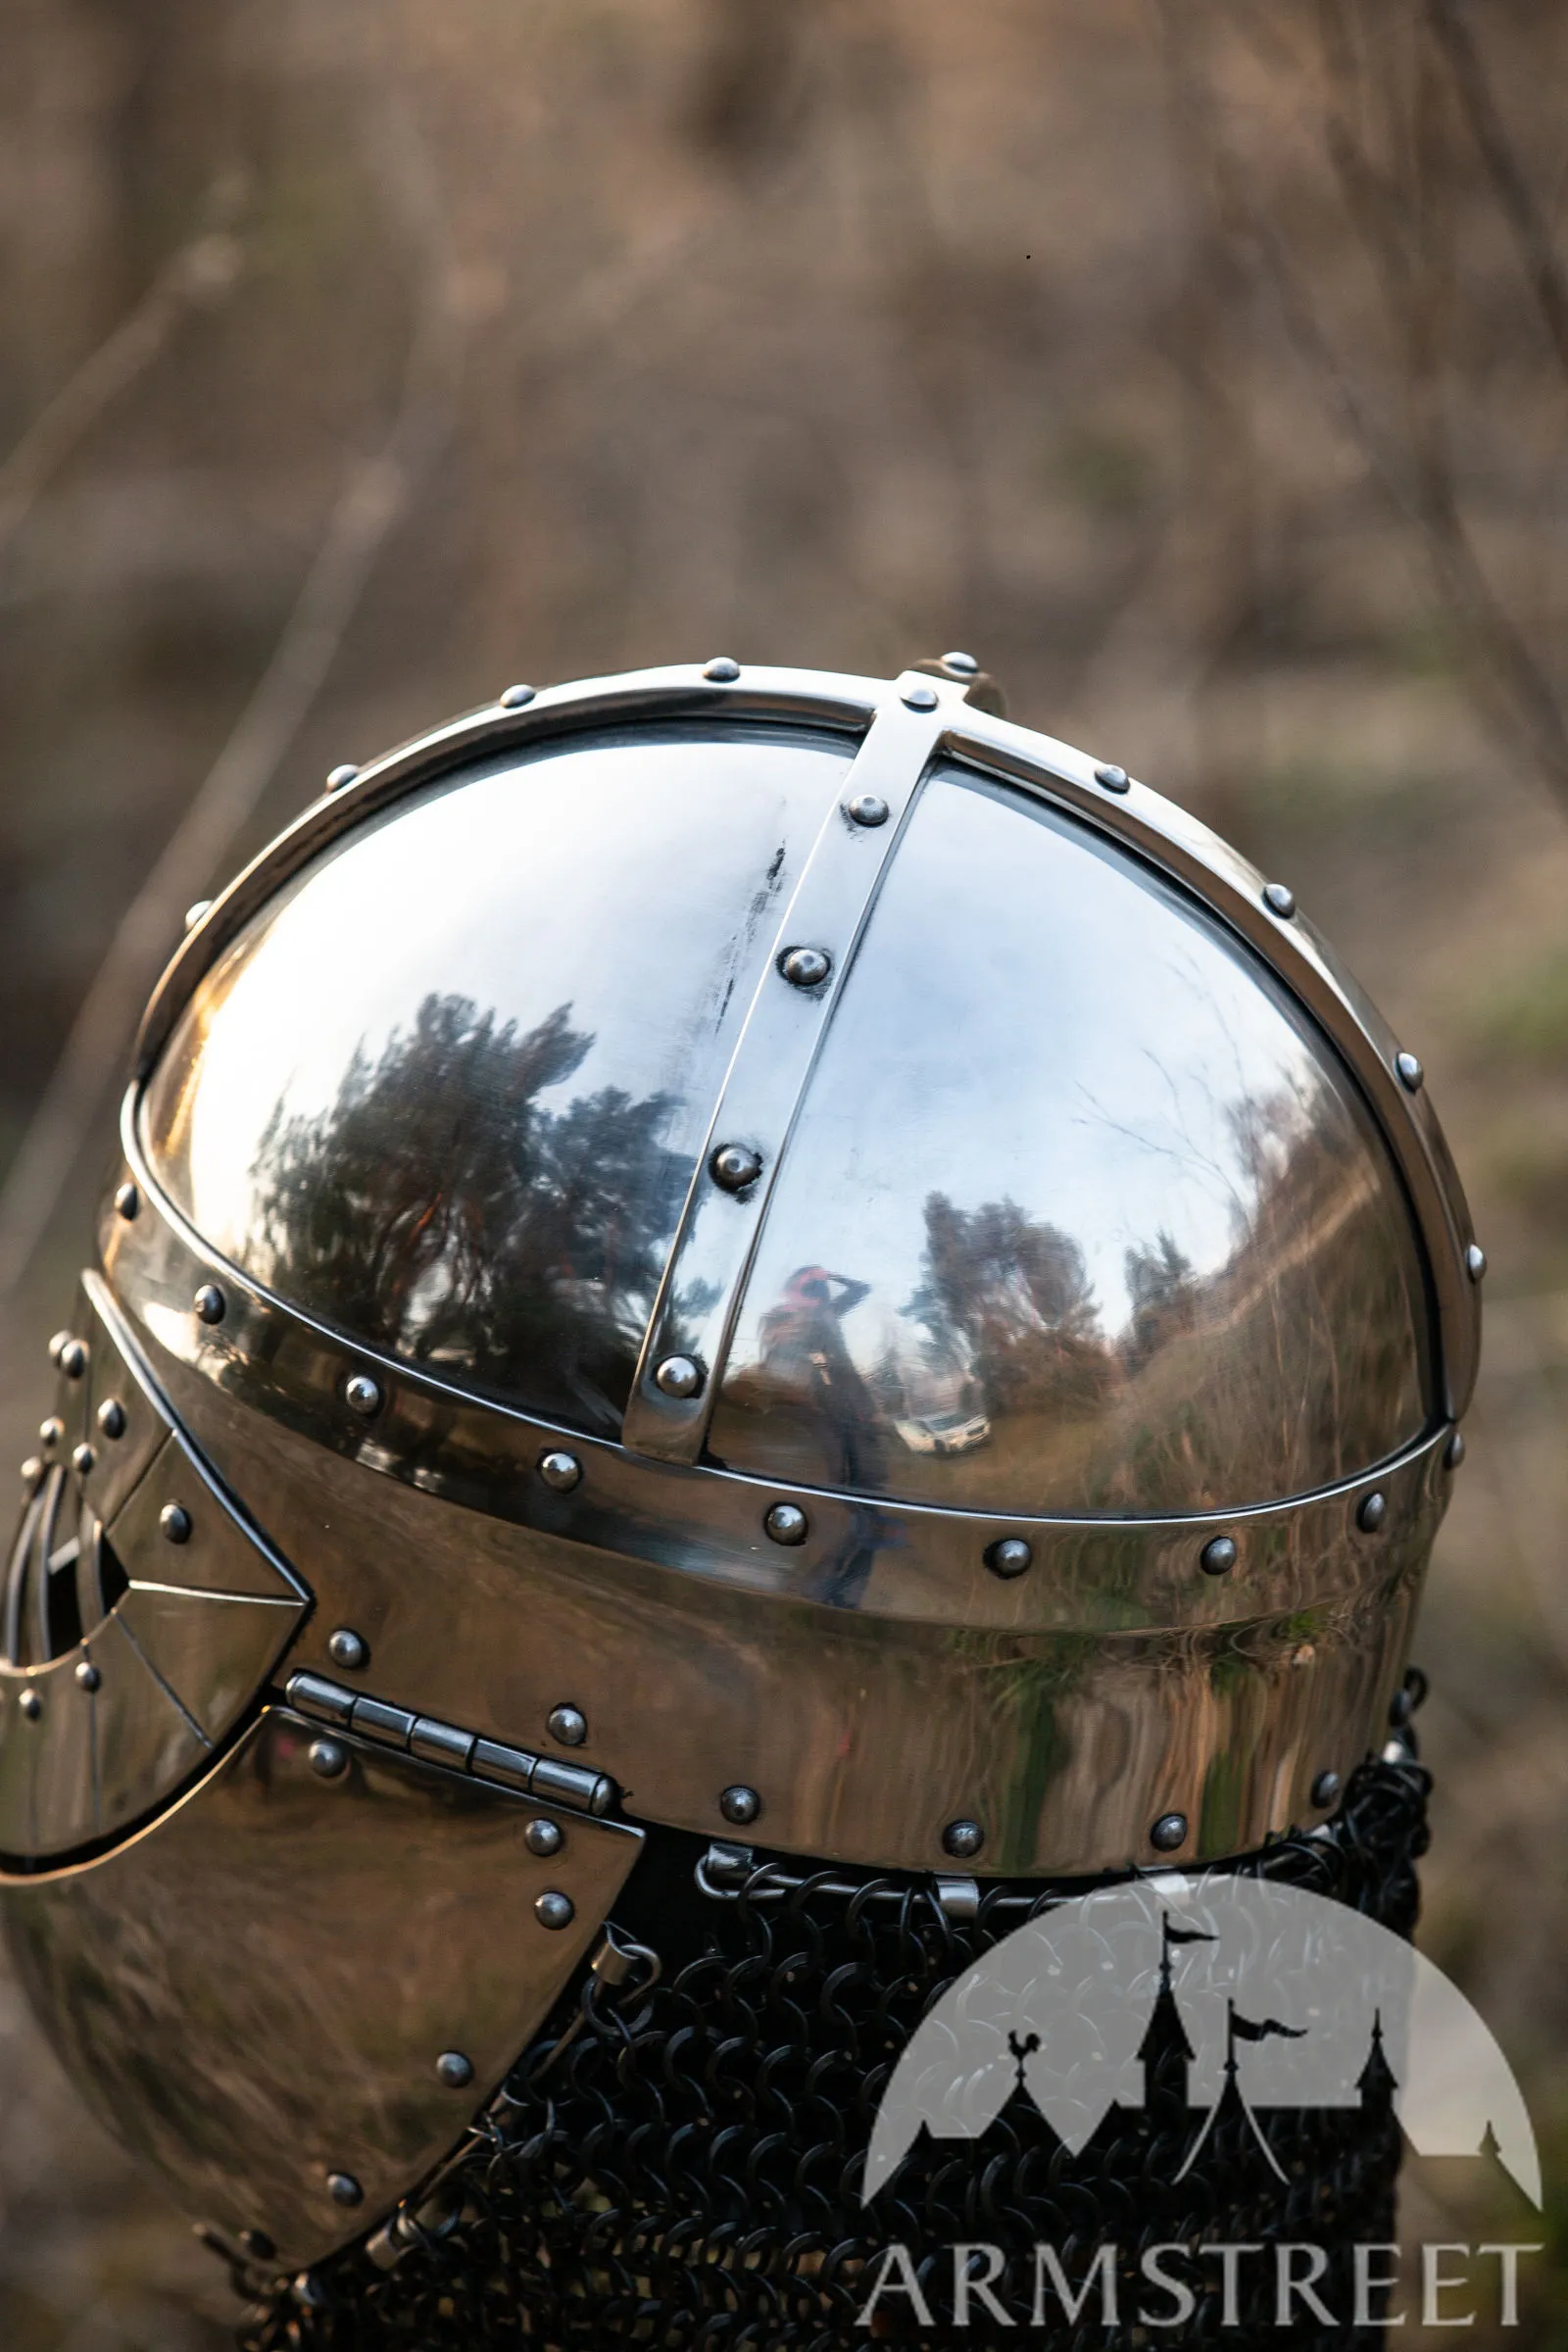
[1,0,1565,2341]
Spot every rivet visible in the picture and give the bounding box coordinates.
[537,1448,582,1493]
[1444,1430,1466,1471]
[1094,762,1130,793]
[325,764,360,792]
[193,1284,225,1326]
[1389,1684,1415,1730]
[1465,1244,1487,1282]
[1263,881,1297,918]
[535,1889,575,1930]
[20,1458,42,1491]
[435,2050,473,2089]
[703,657,741,682]
[1356,1491,1387,1534]
[183,900,213,933]
[115,1181,140,1220]
[38,1417,63,1450]
[160,1502,192,1544]
[1395,1051,1424,1093]
[241,2231,277,2265]
[942,651,979,676]
[547,1703,587,1746]
[654,1353,703,1399]
[97,1399,125,1440]
[326,2173,364,2208]
[47,1330,74,1368]
[763,1501,808,1546]
[309,1738,348,1779]
[524,1817,564,1857]
[719,1785,761,1825]
[1150,1812,1189,1852]
[20,1690,42,1722]
[327,1628,368,1672]
[986,1537,1032,1580]
[710,1144,761,1193]
[499,684,536,710]
[1310,1769,1342,1810]
[942,1819,985,1860]
[57,1339,87,1381]
[779,945,831,989]
[75,1660,100,1691]
[846,792,890,827]
[344,1372,381,1417]
[901,681,939,710]
[71,1443,95,1476]
[1200,1535,1238,1577]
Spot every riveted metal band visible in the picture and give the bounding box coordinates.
[622,678,955,1463]
[129,662,1478,1423]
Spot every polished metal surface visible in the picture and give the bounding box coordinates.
[0,1275,307,1861]
[2,1707,643,2265]
[142,722,855,1444]
[130,1336,1446,1875]
[709,764,1433,1514]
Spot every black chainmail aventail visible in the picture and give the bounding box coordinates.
[238,1682,1431,2352]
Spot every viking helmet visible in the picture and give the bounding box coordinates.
[0,657,1478,2266]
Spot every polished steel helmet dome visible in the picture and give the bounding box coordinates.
[0,657,1479,2265]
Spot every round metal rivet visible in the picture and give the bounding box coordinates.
[1311,1769,1342,1810]
[57,1339,87,1381]
[535,1889,575,1930]
[986,1537,1032,1580]
[344,1372,382,1417]
[901,681,939,710]
[75,1661,100,1691]
[435,2050,473,2088]
[71,1444,95,1476]
[719,1785,761,1825]
[1094,762,1130,793]
[710,1144,761,1193]
[1151,1812,1189,1852]
[703,657,740,682]
[20,1690,42,1721]
[325,764,360,792]
[183,900,213,933]
[1396,1051,1424,1092]
[942,1819,985,1860]
[779,945,831,990]
[538,1448,582,1493]
[524,1817,564,1857]
[847,792,890,827]
[20,1458,42,1492]
[763,1501,808,1546]
[499,684,536,710]
[97,1399,125,1440]
[38,1417,63,1450]
[309,1738,348,1780]
[654,1354,703,1399]
[1200,1536,1238,1577]
[160,1503,192,1544]
[327,2173,364,2208]
[1444,1430,1466,1471]
[1356,1491,1387,1534]
[1263,881,1297,918]
[193,1284,225,1326]
[1465,1244,1487,1282]
[327,1628,368,1672]
[115,1182,140,1220]
[48,1330,74,1368]
[942,651,979,676]
[547,1703,587,1746]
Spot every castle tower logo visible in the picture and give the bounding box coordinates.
[863,1875,1540,2208]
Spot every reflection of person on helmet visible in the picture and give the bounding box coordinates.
[758,1265,883,1491]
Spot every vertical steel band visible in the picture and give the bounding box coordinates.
[620,677,955,1464]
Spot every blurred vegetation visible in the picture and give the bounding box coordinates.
[1,0,1566,2341]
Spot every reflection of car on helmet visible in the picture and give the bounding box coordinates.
[0,656,1480,2272]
